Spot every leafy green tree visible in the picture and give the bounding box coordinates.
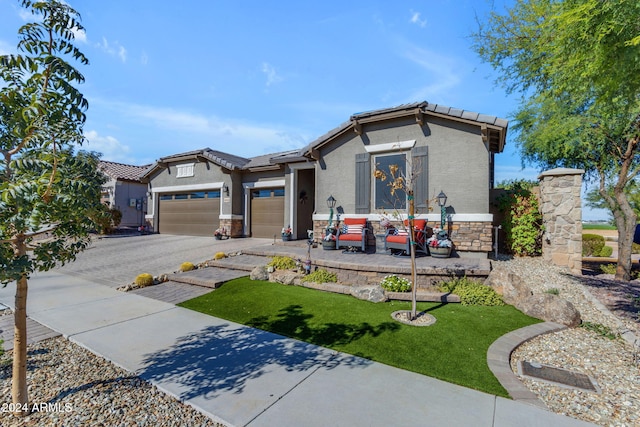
[0,0,103,414]
[473,0,640,280]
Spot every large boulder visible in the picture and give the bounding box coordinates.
[350,285,387,303]
[485,267,533,305]
[518,293,582,327]
[250,265,269,281]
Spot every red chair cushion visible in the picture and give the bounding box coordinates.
[340,234,364,242]
[344,218,367,226]
[386,235,409,244]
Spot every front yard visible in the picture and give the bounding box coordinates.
[179,277,540,397]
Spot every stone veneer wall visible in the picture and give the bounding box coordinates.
[538,168,584,275]
[219,218,243,238]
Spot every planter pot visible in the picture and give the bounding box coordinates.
[429,246,451,258]
[282,235,291,241]
[214,235,222,240]
[322,240,336,250]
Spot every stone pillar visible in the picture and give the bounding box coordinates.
[538,168,584,274]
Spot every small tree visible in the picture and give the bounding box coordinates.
[374,158,432,320]
[0,0,103,414]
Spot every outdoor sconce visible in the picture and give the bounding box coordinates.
[327,195,337,227]
[222,183,229,196]
[437,190,447,230]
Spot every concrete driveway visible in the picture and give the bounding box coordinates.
[56,233,272,288]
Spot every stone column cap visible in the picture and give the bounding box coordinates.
[538,168,585,179]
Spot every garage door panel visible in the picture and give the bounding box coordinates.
[251,190,284,238]
[159,196,219,236]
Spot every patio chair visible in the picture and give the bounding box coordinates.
[336,217,369,252]
[384,219,432,256]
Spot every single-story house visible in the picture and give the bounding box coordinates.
[141,101,508,258]
[99,160,151,228]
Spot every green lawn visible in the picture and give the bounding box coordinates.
[178,278,540,397]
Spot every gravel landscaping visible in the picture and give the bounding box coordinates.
[0,335,226,427]
[499,257,639,427]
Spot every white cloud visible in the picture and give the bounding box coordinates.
[97,100,307,157]
[72,27,87,44]
[261,62,283,87]
[409,10,427,28]
[96,37,127,63]
[400,43,462,102]
[140,52,149,65]
[83,130,134,163]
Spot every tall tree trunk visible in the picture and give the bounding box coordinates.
[612,191,637,281]
[12,236,29,415]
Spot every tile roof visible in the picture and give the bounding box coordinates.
[244,149,300,169]
[300,100,508,155]
[99,160,151,182]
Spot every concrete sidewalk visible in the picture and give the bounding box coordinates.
[0,271,595,427]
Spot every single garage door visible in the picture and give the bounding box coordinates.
[158,190,220,236]
[251,188,285,238]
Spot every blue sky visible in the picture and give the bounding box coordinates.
[0,0,609,220]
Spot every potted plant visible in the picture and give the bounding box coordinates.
[321,226,337,250]
[281,225,292,241]
[427,229,452,258]
[214,227,228,240]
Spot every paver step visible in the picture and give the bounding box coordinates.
[166,266,249,288]
[207,254,268,272]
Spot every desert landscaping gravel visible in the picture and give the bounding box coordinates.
[0,334,226,427]
[499,257,639,427]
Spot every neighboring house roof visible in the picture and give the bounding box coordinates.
[141,148,251,179]
[299,101,508,158]
[99,160,151,182]
[244,149,301,170]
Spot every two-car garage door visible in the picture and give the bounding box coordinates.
[157,187,285,237]
[158,191,220,236]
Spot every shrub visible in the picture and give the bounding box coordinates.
[301,269,337,283]
[598,245,613,257]
[582,234,605,257]
[380,275,411,292]
[268,256,297,270]
[496,180,542,256]
[180,262,195,272]
[599,263,617,275]
[545,288,560,295]
[214,252,226,260]
[438,277,504,306]
[134,273,154,287]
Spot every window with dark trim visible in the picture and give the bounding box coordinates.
[374,153,406,210]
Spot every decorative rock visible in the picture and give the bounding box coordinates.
[485,267,533,305]
[518,293,581,327]
[350,285,387,303]
[250,265,269,281]
[269,270,302,285]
